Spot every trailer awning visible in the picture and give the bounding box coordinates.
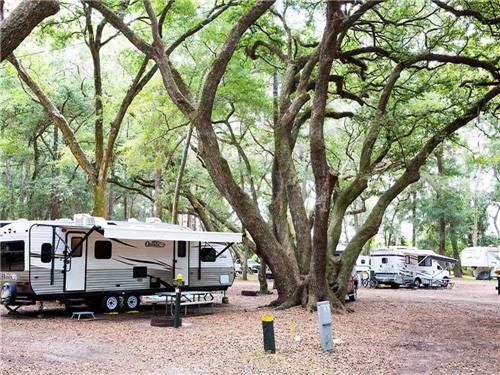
[103,226,242,243]
[426,254,458,264]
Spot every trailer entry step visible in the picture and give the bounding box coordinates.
[71,311,95,320]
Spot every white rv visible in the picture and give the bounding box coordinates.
[356,255,370,273]
[334,245,370,273]
[460,246,500,279]
[370,246,457,288]
[0,215,241,312]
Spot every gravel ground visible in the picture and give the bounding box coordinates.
[1,278,499,374]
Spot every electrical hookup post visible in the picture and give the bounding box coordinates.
[317,301,334,352]
[174,274,184,328]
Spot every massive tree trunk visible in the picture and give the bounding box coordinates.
[93,178,107,217]
[0,0,60,61]
[258,258,268,294]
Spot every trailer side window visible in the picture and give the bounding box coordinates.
[41,243,52,263]
[418,256,432,266]
[95,241,112,259]
[200,247,217,262]
[382,257,388,264]
[70,237,83,257]
[178,241,186,258]
[1,241,25,271]
[361,259,365,264]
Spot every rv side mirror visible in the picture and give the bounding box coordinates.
[41,243,53,263]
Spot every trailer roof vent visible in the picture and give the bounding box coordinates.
[146,217,162,224]
[128,218,139,223]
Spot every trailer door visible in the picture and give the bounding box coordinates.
[174,241,189,285]
[65,233,86,291]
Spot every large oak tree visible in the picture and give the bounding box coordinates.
[83,0,499,309]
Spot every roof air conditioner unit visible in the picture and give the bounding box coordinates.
[74,214,94,226]
[146,217,162,224]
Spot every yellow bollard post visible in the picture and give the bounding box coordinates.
[291,319,295,341]
[261,315,275,353]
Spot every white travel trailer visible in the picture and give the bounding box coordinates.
[334,245,370,273]
[0,215,241,312]
[460,246,500,279]
[370,246,457,288]
[356,255,370,273]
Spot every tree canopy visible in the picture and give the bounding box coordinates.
[0,0,498,310]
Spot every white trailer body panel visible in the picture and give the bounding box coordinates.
[460,247,500,278]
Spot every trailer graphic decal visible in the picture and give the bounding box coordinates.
[118,256,172,270]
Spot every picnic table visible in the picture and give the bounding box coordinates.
[150,291,216,316]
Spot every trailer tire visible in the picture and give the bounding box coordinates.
[348,287,358,302]
[390,284,400,289]
[124,294,140,310]
[101,295,120,312]
[413,278,421,288]
[0,282,16,305]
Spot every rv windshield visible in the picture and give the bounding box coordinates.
[0,241,25,271]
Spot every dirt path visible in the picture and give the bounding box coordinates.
[1,279,499,374]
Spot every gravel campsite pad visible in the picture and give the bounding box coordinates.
[1,279,499,374]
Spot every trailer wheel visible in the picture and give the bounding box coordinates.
[348,287,358,302]
[101,295,119,312]
[390,283,400,289]
[0,283,16,305]
[413,278,421,288]
[124,294,140,310]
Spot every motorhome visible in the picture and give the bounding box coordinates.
[460,246,500,279]
[0,215,241,312]
[370,246,457,288]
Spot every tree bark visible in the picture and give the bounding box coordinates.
[450,228,462,277]
[171,125,193,224]
[93,178,107,217]
[107,166,115,219]
[435,146,446,255]
[494,205,500,237]
[258,258,268,294]
[50,125,61,219]
[154,154,163,218]
[0,0,60,61]
[411,191,417,247]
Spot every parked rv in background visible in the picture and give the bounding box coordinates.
[0,215,241,312]
[460,246,500,279]
[334,245,370,274]
[370,246,457,288]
